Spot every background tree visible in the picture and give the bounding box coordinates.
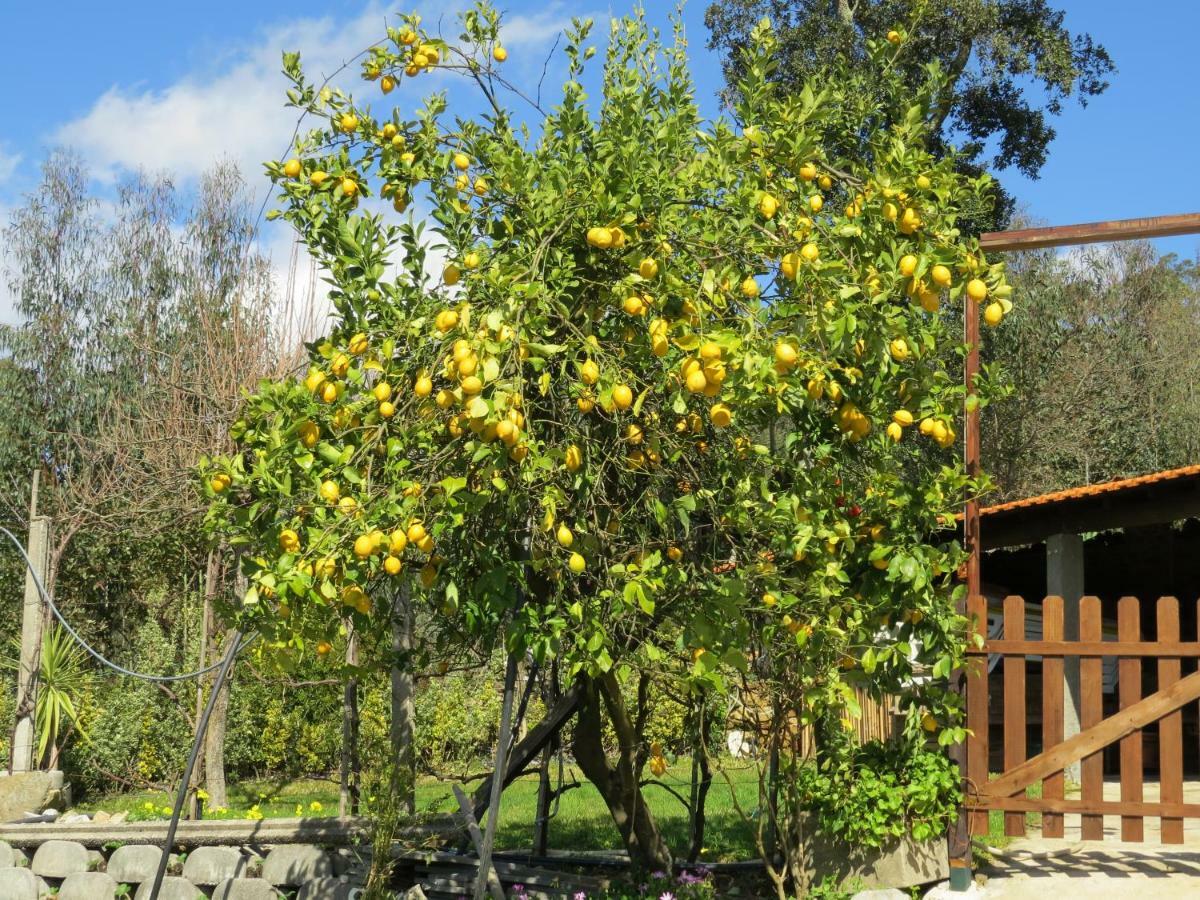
[983,239,1200,499]
[705,0,1114,230]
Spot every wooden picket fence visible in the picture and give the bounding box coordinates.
[965,594,1200,843]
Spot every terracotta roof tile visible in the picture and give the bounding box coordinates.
[980,464,1200,517]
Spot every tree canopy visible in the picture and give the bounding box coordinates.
[705,0,1115,230]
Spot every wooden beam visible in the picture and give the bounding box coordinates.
[980,213,1200,253]
[968,640,1200,657]
[980,667,1200,799]
[967,796,1200,819]
[472,681,583,820]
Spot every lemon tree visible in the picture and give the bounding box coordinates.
[205,3,1013,870]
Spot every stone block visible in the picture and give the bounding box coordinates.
[0,841,13,868]
[58,871,119,900]
[0,771,67,823]
[297,878,359,900]
[800,817,948,892]
[30,839,89,878]
[0,868,49,900]
[107,844,171,884]
[212,878,284,900]
[133,875,203,900]
[182,846,246,884]
[262,845,332,885]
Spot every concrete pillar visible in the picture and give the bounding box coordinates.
[13,513,51,773]
[1046,532,1084,782]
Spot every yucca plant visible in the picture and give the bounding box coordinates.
[3,626,92,769]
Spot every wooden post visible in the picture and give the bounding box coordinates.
[339,627,361,817]
[949,273,981,885]
[1158,597,1183,843]
[475,653,519,900]
[1041,596,1065,838]
[12,471,50,774]
[1079,596,1104,840]
[1117,596,1143,841]
[532,663,558,857]
[1002,596,1027,837]
[966,593,989,836]
[391,580,415,814]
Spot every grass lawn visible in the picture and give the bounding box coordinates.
[73,760,766,861]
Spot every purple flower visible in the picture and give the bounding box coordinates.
[511,886,526,897]
[573,893,587,900]
[659,892,676,900]
[652,871,667,879]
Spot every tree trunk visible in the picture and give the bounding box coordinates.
[571,674,672,872]
[203,626,238,809]
[687,700,712,862]
[340,626,361,817]
[390,581,415,814]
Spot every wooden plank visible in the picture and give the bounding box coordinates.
[979,213,1200,253]
[1117,597,1143,841]
[1159,597,1184,843]
[980,664,1200,800]
[1079,596,1104,840]
[451,786,506,900]
[969,796,1200,819]
[966,593,990,836]
[1003,596,1027,837]
[1041,595,1064,839]
[968,640,1200,657]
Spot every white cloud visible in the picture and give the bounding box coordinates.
[0,147,19,184]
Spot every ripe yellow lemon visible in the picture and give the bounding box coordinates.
[710,403,732,428]
[298,421,320,447]
[338,496,358,515]
[922,713,938,733]
[966,278,988,302]
[639,258,659,279]
[568,552,586,574]
[774,342,798,369]
[887,30,902,45]
[762,592,777,607]
[781,252,799,280]
[798,162,817,182]
[460,375,482,395]
[889,338,909,361]
[279,529,301,553]
[667,546,683,562]
[210,474,230,493]
[310,170,329,187]
[892,409,914,427]
[283,158,302,178]
[380,75,396,94]
[341,178,358,197]
[580,359,600,385]
[493,45,507,62]
[443,264,461,285]
[452,152,470,171]
[556,524,574,548]
[379,401,396,418]
[612,384,633,410]
[564,445,583,471]
[406,522,427,544]
[886,422,903,442]
[983,301,1004,326]
[414,374,433,397]
[622,294,646,316]
[800,242,819,262]
[898,254,918,277]
[496,419,518,446]
[741,277,761,299]
[586,227,613,249]
[808,194,824,213]
[758,194,779,218]
[435,309,459,333]
[685,369,708,393]
[339,113,359,133]
[354,534,375,558]
[319,480,340,502]
[384,555,402,575]
[373,382,392,402]
[930,264,952,287]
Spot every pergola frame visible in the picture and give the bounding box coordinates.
[949,212,1200,887]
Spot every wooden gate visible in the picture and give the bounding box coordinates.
[965,594,1200,843]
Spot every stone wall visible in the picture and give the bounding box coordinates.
[0,837,366,900]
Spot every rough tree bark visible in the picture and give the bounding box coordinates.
[571,672,672,872]
[390,580,415,814]
[340,626,361,817]
[203,626,238,808]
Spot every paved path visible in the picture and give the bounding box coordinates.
[976,780,1200,897]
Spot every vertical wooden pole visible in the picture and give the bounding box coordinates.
[532,663,558,858]
[1079,596,1104,840]
[1117,596,1143,841]
[949,281,982,882]
[340,627,360,817]
[966,593,989,836]
[475,652,519,900]
[1158,597,1183,843]
[1041,595,1065,838]
[13,471,50,774]
[1002,596,1027,837]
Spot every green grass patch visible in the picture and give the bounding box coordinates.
[73,761,766,861]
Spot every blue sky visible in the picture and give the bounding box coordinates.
[1,1,1197,321]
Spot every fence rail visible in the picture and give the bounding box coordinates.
[965,594,1198,844]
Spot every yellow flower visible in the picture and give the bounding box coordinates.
[295,804,304,817]
[246,805,264,821]
[309,800,324,813]
[196,789,209,802]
